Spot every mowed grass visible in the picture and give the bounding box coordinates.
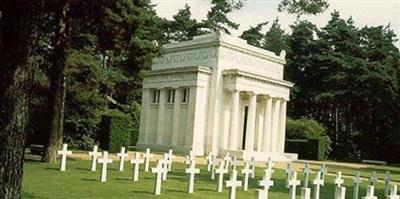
[22,157,397,199]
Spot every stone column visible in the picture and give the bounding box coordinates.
[185,86,197,148]
[262,95,273,152]
[229,90,240,150]
[156,88,166,145]
[139,88,150,144]
[278,100,287,153]
[171,88,181,146]
[270,98,281,152]
[245,92,257,151]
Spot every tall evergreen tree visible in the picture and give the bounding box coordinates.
[169,4,201,42]
[239,22,268,48]
[279,0,329,15]
[0,1,43,198]
[263,18,288,55]
[42,0,71,163]
[202,0,242,34]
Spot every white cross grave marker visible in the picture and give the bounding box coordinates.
[369,171,377,186]
[250,156,257,178]
[151,160,165,195]
[303,162,311,188]
[335,171,344,187]
[166,149,174,171]
[211,157,219,180]
[320,164,328,181]
[98,151,113,182]
[161,154,169,181]
[313,171,324,199]
[117,147,128,172]
[185,160,200,193]
[301,162,312,199]
[143,148,153,172]
[223,153,232,171]
[287,171,301,199]
[387,184,399,199]
[88,145,101,172]
[231,156,238,171]
[363,185,377,199]
[353,172,362,199]
[130,152,144,182]
[206,151,214,171]
[384,171,392,197]
[57,143,72,172]
[216,160,228,192]
[266,158,275,175]
[186,150,195,165]
[241,161,253,191]
[334,172,346,199]
[226,170,242,199]
[258,169,274,198]
[285,162,294,179]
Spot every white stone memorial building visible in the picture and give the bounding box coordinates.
[137,32,294,161]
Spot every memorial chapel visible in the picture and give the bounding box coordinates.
[137,32,295,161]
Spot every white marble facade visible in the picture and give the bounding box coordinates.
[137,32,294,161]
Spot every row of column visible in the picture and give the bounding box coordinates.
[227,90,287,153]
[142,87,193,147]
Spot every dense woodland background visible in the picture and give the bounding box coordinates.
[22,0,400,162]
[1,0,399,197]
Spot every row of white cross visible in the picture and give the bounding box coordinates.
[57,144,399,199]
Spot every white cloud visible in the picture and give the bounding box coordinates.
[152,0,400,47]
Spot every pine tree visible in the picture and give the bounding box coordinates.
[263,18,288,55]
[240,22,268,48]
[279,0,329,15]
[201,0,242,34]
[0,0,43,198]
[169,4,201,41]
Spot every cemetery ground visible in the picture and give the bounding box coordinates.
[23,151,399,199]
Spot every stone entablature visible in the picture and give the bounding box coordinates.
[152,32,286,80]
[143,66,212,89]
[222,69,293,100]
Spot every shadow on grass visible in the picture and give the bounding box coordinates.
[44,167,58,171]
[76,167,90,171]
[114,177,131,181]
[81,178,98,182]
[132,190,153,194]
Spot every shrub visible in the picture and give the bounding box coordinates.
[98,109,133,153]
[285,117,331,160]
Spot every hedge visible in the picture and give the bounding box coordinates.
[285,138,327,160]
[285,117,330,160]
[98,109,133,153]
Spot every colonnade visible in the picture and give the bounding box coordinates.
[227,90,287,153]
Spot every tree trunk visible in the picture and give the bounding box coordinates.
[42,0,70,163]
[0,1,39,198]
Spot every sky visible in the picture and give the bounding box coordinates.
[151,0,400,47]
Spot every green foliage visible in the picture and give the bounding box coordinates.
[201,0,241,34]
[100,109,133,153]
[285,12,400,162]
[285,139,327,160]
[121,101,141,146]
[240,22,268,48]
[263,18,288,55]
[286,118,327,140]
[286,117,330,160]
[278,0,329,15]
[165,4,201,42]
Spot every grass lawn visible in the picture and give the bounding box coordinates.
[22,157,396,199]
